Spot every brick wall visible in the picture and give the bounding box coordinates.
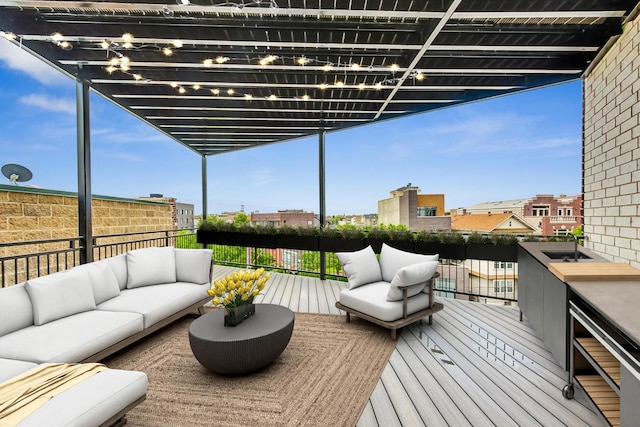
[583,16,640,267]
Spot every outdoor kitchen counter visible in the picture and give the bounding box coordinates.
[569,280,640,347]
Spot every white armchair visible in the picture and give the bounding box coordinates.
[335,244,443,340]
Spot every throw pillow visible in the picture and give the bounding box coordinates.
[126,246,177,289]
[97,254,128,290]
[336,245,382,289]
[175,248,213,284]
[25,269,96,325]
[379,243,438,282]
[80,262,121,305]
[387,260,438,301]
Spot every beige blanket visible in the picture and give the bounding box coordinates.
[0,363,107,426]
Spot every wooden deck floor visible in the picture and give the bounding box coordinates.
[212,266,602,427]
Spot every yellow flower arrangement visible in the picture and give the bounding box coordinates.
[207,268,270,310]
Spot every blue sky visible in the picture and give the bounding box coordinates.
[0,38,582,216]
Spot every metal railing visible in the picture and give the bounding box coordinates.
[1,230,518,305]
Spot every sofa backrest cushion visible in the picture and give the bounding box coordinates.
[336,245,382,289]
[126,246,177,289]
[96,254,128,290]
[0,283,34,336]
[175,248,213,284]
[25,269,96,325]
[387,261,438,301]
[75,262,121,304]
[379,243,439,282]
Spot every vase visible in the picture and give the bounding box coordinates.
[224,303,256,326]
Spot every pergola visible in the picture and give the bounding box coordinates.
[1,0,638,261]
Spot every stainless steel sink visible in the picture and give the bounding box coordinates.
[542,251,592,261]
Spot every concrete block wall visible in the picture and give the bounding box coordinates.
[0,185,173,284]
[583,15,640,267]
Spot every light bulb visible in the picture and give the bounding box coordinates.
[301,94,310,100]
[163,47,173,56]
[178,87,186,94]
[215,56,229,64]
[322,64,332,72]
[105,66,116,74]
[172,40,183,48]
[133,74,142,80]
[211,89,220,95]
[390,63,400,72]
[268,94,277,100]
[122,33,133,42]
[193,84,201,90]
[335,81,344,87]
[227,89,234,95]
[203,59,213,66]
[51,32,64,42]
[170,82,179,88]
[244,94,253,100]
[99,40,110,49]
[351,63,360,69]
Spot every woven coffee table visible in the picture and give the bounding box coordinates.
[188,303,295,375]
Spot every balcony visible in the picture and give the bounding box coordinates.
[0,232,603,425]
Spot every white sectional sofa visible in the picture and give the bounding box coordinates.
[0,246,213,426]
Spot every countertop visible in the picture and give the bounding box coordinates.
[519,242,640,346]
[569,280,640,346]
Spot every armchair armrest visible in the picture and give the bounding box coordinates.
[401,272,440,318]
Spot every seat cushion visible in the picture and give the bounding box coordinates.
[336,245,382,289]
[0,358,38,383]
[25,269,96,326]
[0,311,143,364]
[97,283,208,328]
[175,248,212,284]
[387,261,438,301]
[339,281,432,322]
[379,243,439,282]
[17,368,148,427]
[126,247,177,289]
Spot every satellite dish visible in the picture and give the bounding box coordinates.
[2,164,33,185]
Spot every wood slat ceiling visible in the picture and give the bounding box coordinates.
[0,0,637,155]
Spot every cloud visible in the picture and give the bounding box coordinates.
[18,94,75,115]
[0,38,70,86]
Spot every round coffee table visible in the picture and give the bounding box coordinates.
[188,303,295,375]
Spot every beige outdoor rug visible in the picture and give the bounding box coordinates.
[104,311,396,427]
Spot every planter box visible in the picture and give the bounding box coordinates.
[368,239,414,253]
[466,244,518,262]
[234,233,277,249]
[414,241,466,260]
[196,230,236,245]
[319,237,366,253]
[276,235,319,251]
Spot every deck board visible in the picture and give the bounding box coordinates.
[209,267,604,427]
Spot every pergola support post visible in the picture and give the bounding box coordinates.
[202,155,208,223]
[319,128,326,280]
[76,74,93,264]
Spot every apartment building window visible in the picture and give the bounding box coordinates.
[417,206,437,217]
[532,205,550,216]
[493,262,513,269]
[494,279,514,293]
[435,278,455,299]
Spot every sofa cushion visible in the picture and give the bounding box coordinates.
[75,262,121,305]
[126,247,176,289]
[379,243,439,282]
[336,246,382,289]
[175,248,212,284]
[96,254,128,290]
[387,261,438,301]
[25,269,96,326]
[0,311,143,363]
[339,282,432,322]
[18,368,148,427]
[0,283,34,336]
[97,283,208,328]
[0,358,38,383]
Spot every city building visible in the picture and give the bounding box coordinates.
[459,194,582,236]
[450,212,536,234]
[138,194,195,230]
[251,210,318,228]
[377,184,450,231]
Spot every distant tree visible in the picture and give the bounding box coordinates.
[300,251,342,275]
[234,212,250,227]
